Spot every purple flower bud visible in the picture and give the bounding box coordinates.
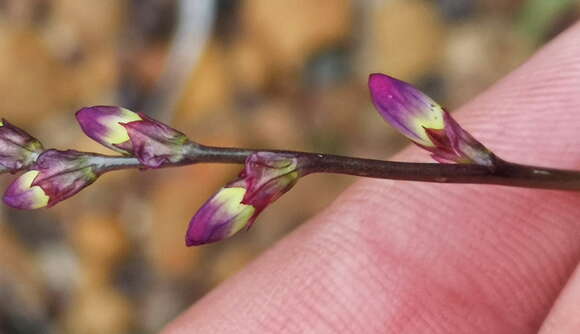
[2,170,49,209]
[368,73,494,165]
[0,120,43,173]
[185,187,256,246]
[76,106,193,168]
[76,106,143,155]
[186,152,302,246]
[4,150,102,209]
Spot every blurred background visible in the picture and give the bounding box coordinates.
[0,0,578,333]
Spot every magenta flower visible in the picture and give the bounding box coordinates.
[0,120,43,173]
[3,150,102,209]
[368,73,494,165]
[76,106,192,168]
[186,152,302,246]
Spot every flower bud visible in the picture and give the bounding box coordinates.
[368,73,494,165]
[4,150,101,209]
[2,170,49,209]
[75,106,142,154]
[76,106,193,168]
[0,120,43,173]
[186,152,301,246]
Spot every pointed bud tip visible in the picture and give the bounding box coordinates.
[75,105,131,121]
[368,72,401,89]
[369,73,445,147]
[186,187,256,246]
[368,73,419,101]
[76,106,142,154]
[4,170,49,209]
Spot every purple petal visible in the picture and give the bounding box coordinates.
[4,170,49,209]
[75,106,142,154]
[186,187,256,246]
[368,73,445,147]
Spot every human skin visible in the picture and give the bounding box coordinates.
[163,22,580,333]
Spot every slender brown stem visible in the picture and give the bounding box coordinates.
[94,145,580,191]
[301,155,580,190]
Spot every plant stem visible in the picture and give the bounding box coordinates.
[302,155,580,191]
[95,145,580,191]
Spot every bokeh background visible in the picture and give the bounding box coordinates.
[0,0,578,333]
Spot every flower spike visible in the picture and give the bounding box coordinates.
[186,152,302,246]
[76,106,195,168]
[368,73,494,166]
[0,119,44,173]
[4,150,103,209]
